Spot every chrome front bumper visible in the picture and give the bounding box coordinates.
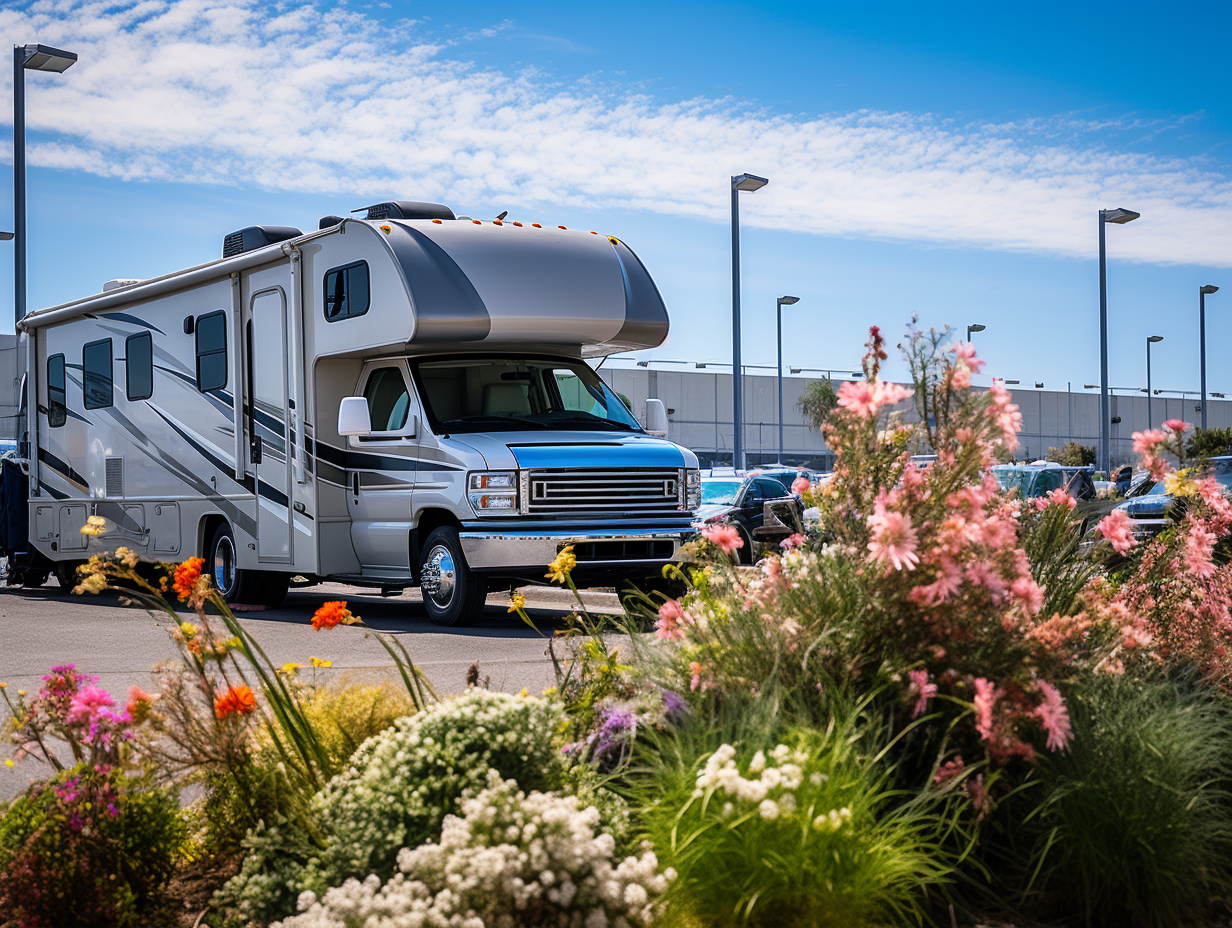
[459,527,690,570]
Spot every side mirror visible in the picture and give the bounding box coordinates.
[338,396,372,437]
[644,398,668,436]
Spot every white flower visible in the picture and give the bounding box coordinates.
[758,799,780,820]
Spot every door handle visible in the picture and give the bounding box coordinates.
[352,472,359,498]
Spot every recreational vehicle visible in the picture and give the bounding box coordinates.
[2,201,700,626]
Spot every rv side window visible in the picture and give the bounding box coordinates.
[126,332,153,401]
[47,354,66,427]
[195,311,227,392]
[323,261,370,322]
[82,339,113,410]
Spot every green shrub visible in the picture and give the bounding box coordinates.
[0,766,185,928]
[213,688,570,926]
[296,682,416,773]
[1019,675,1232,926]
[633,706,954,927]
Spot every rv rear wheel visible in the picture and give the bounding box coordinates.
[208,523,288,608]
[419,526,488,627]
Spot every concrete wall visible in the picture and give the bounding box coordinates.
[597,364,1232,471]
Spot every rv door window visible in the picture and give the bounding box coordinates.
[126,332,153,401]
[362,367,411,433]
[323,261,370,322]
[47,354,66,427]
[195,310,228,392]
[82,339,113,410]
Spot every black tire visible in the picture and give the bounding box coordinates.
[208,522,288,608]
[54,560,82,590]
[418,526,488,627]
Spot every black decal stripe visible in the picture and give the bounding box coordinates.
[150,408,256,494]
[156,366,235,414]
[101,312,166,335]
[314,441,463,473]
[37,481,68,500]
[38,449,89,492]
[257,481,289,508]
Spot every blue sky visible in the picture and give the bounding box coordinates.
[1,0,1229,402]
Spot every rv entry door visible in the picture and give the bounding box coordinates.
[246,288,294,563]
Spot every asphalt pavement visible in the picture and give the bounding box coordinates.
[0,579,623,802]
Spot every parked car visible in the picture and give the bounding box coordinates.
[749,467,816,494]
[694,474,799,563]
[993,462,1108,532]
[1111,456,1232,541]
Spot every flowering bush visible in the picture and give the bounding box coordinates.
[215,688,576,925]
[276,770,669,928]
[635,721,954,927]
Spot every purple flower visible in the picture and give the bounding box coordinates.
[660,688,690,724]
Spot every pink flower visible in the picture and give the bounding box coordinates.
[909,669,937,719]
[874,381,913,408]
[655,600,689,641]
[791,475,811,496]
[1012,577,1044,616]
[1132,429,1167,453]
[702,523,744,555]
[908,556,964,605]
[967,773,991,817]
[837,380,879,418]
[67,686,115,725]
[1034,680,1072,752]
[867,493,919,571]
[780,533,806,550]
[689,661,704,692]
[1163,419,1189,434]
[973,678,1002,740]
[1034,488,1076,511]
[1184,520,1217,579]
[952,341,987,374]
[1097,509,1137,555]
[934,755,965,786]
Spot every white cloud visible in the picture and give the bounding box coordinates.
[2,0,1230,266]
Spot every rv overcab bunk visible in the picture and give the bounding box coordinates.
[4,201,700,626]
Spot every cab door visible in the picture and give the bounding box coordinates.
[345,362,420,575]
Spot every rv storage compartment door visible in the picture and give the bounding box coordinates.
[249,289,294,563]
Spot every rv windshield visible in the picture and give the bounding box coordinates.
[411,356,642,434]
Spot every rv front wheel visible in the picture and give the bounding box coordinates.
[419,526,487,627]
[208,523,288,608]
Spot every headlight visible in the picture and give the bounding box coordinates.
[684,468,701,510]
[469,471,518,514]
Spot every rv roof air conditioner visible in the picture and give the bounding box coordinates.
[222,225,304,258]
[356,201,456,221]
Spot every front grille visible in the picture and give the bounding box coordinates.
[524,468,681,515]
[573,540,675,562]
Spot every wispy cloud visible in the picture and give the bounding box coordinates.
[2,0,1229,267]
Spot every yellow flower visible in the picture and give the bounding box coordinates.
[73,573,107,595]
[114,546,138,568]
[518,687,530,697]
[3,759,12,768]
[278,662,301,676]
[545,545,577,583]
[79,515,107,536]
[16,690,25,697]
[180,622,200,639]
[507,592,526,613]
[309,656,332,668]
[0,682,6,689]
[1165,471,1197,498]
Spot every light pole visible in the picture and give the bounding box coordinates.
[1200,285,1219,430]
[967,323,986,342]
[1098,207,1141,475]
[14,44,78,332]
[1146,335,1163,428]
[775,295,800,464]
[731,172,768,470]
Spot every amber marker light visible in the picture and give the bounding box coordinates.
[473,219,482,224]
[558,225,567,229]
[532,223,542,228]
[380,225,391,234]
[512,221,523,227]
[432,218,442,224]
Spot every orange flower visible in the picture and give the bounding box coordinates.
[173,557,207,602]
[213,684,257,719]
[312,601,357,631]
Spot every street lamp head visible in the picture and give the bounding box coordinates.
[1201,285,1220,295]
[695,363,707,369]
[790,368,801,374]
[1005,379,1021,385]
[21,44,77,72]
[968,323,986,333]
[0,231,13,241]
[732,173,769,192]
[1035,382,1044,388]
[1101,207,1141,224]
[778,295,800,306]
[1148,335,1164,343]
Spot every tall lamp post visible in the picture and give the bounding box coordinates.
[1146,335,1163,429]
[1200,285,1219,431]
[775,295,800,465]
[14,44,78,332]
[731,173,768,470]
[1098,206,1141,475]
[966,323,986,341]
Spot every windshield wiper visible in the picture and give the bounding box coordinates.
[543,416,637,432]
[437,416,550,431]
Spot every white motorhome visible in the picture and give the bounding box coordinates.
[5,201,700,625]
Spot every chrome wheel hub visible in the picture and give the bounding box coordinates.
[214,535,236,596]
[421,544,456,607]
